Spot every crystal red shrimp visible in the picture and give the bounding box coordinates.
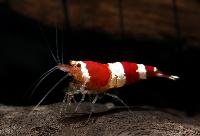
[57,60,179,105]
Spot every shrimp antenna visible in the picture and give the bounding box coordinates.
[38,23,59,64]
[61,29,64,64]
[55,23,61,64]
[33,74,69,110]
[27,66,58,100]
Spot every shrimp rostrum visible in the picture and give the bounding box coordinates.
[57,60,179,106]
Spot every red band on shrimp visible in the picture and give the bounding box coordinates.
[84,61,110,89]
[145,65,157,77]
[121,62,139,84]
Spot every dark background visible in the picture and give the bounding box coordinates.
[0,4,200,115]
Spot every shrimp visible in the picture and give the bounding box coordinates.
[57,60,179,109]
[33,26,179,112]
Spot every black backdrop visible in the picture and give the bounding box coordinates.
[0,4,200,115]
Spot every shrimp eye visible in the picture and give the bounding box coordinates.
[77,63,81,67]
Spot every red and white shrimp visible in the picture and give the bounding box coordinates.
[57,60,179,106]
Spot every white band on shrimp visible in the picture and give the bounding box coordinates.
[136,64,147,79]
[71,61,91,85]
[108,62,126,88]
[154,67,158,72]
